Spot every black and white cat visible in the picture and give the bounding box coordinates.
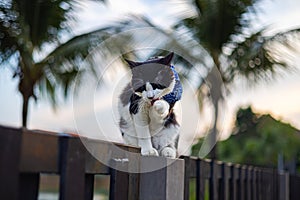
[118,52,183,158]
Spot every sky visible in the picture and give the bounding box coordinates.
[1,0,300,154]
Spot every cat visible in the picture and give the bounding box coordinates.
[118,52,183,158]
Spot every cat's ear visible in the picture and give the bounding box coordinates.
[158,52,174,66]
[124,58,140,69]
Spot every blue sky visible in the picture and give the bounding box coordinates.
[1,0,300,154]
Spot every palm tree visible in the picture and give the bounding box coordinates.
[0,0,138,127]
[0,0,194,128]
[171,0,300,159]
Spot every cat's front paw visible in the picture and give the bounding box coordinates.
[153,100,169,116]
[141,147,159,156]
[160,147,176,159]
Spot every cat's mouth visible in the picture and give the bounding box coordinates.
[150,98,160,106]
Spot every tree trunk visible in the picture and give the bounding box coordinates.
[208,99,219,160]
[22,95,30,127]
[207,51,223,160]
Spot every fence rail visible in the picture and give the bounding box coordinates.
[0,125,299,200]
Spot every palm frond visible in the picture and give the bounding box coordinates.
[178,0,259,52]
[227,28,300,83]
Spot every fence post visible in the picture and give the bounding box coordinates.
[241,166,247,200]
[59,136,86,200]
[109,163,130,200]
[19,173,40,200]
[233,164,241,200]
[290,174,300,200]
[278,171,289,200]
[139,157,184,200]
[224,163,233,200]
[85,174,94,200]
[247,166,253,200]
[212,161,225,200]
[0,126,22,200]
[109,144,141,200]
[197,159,211,200]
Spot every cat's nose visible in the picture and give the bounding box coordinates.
[147,90,154,99]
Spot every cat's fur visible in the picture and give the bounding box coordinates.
[118,52,182,158]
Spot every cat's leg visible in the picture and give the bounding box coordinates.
[119,106,139,146]
[151,124,180,159]
[149,100,179,159]
[132,112,159,156]
[121,123,138,146]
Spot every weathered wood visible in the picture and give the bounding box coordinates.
[1,125,299,200]
[18,173,40,200]
[197,159,212,200]
[0,126,22,200]
[290,174,300,200]
[241,166,247,200]
[180,156,197,200]
[85,174,94,200]
[233,165,241,200]
[109,165,129,200]
[59,136,86,200]
[20,129,59,173]
[224,163,234,200]
[246,166,253,200]
[139,157,184,200]
[253,167,258,200]
[182,156,191,200]
[212,161,225,200]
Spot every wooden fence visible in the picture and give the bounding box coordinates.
[0,125,299,200]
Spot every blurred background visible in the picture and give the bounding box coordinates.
[1,0,300,199]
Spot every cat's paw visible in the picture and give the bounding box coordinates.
[141,147,159,156]
[160,147,176,159]
[153,100,169,116]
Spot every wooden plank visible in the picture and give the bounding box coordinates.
[109,151,137,200]
[166,158,185,200]
[272,169,279,200]
[180,156,197,200]
[253,167,258,200]
[139,157,184,200]
[257,168,263,200]
[182,156,191,200]
[233,165,241,200]
[18,173,40,200]
[81,137,140,174]
[20,129,59,173]
[85,149,110,174]
[59,136,86,200]
[109,165,129,200]
[197,159,211,200]
[247,166,253,200]
[109,147,141,200]
[212,161,225,200]
[224,163,234,200]
[0,126,22,200]
[128,172,140,200]
[85,174,94,200]
[241,166,247,200]
[290,174,300,200]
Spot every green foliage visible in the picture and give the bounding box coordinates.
[192,107,300,168]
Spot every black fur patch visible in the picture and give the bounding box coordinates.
[129,94,141,114]
[164,109,179,128]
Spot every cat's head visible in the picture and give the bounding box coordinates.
[125,52,175,102]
